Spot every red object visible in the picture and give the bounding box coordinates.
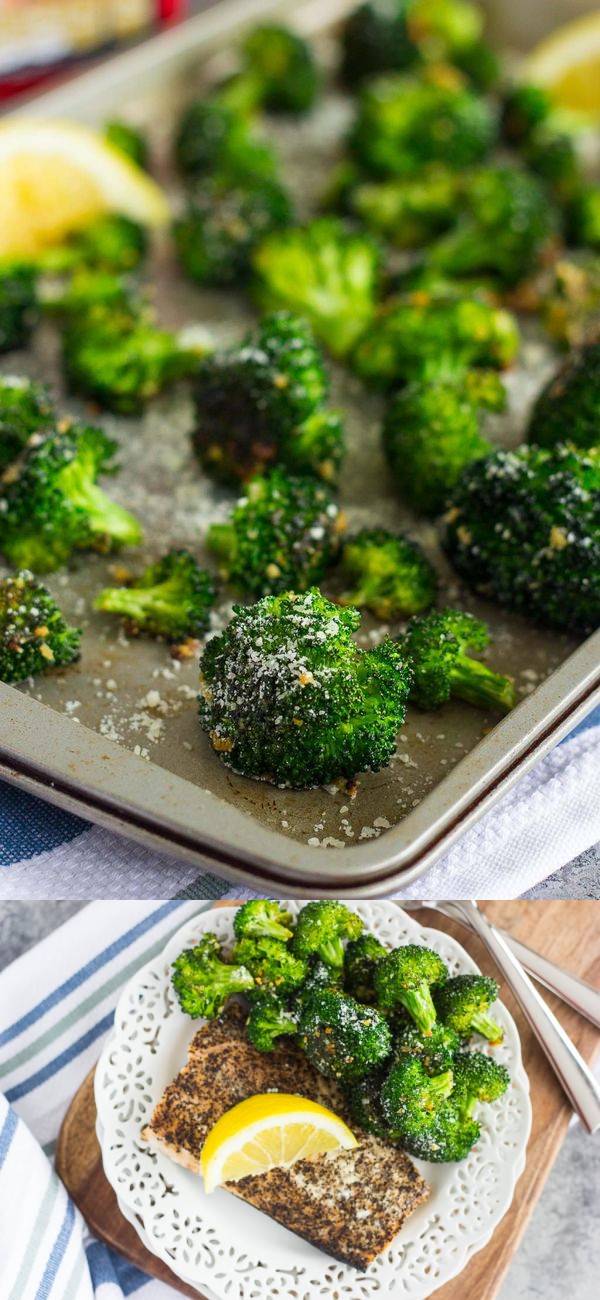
[0,1,187,100]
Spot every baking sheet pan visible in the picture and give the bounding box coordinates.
[1,0,599,895]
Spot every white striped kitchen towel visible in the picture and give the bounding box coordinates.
[0,901,210,1300]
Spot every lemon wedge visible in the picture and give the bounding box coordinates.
[524,12,600,118]
[0,120,169,259]
[200,1093,358,1194]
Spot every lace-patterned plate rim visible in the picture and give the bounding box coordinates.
[95,902,532,1300]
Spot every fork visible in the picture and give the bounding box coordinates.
[401,900,600,1029]
[401,900,600,1134]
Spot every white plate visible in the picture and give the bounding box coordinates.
[95,902,531,1300]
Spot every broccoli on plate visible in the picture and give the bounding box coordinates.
[298,988,392,1083]
[232,937,308,1000]
[0,423,142,573]
[0,571,81,683]
[198,589,413,788]
[337,527,438,619]
[206,469,345,597]
[292,901,364,969]
[394,1018,461,1074]
[433,973,504,1043]
[443,443,600,634]
[94,550,216,640]
[400,608,517,714]
[380,1054,454,1139]
[344,934,388,1003]
[172,933,254,1019]
[452,1050,510,1116]
[245,997,299,1052]
[192,312,345,485]
[374,943,448,1034]
[233,900,294,943]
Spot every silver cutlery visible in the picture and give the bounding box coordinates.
[401,899,600,1134]
[401,900,600,1030]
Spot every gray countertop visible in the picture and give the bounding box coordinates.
[1,902,598,1298]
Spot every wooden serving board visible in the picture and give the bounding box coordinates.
[55,901,600,1300]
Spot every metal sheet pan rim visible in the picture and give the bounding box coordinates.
[1,0,599,896]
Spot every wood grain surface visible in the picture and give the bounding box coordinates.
[55,901,600,1300]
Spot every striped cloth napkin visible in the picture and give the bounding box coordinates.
[1,709,599,900]
[0,901,209,1300]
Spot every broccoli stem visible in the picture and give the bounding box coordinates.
[425,1070,454,1107]
[450,653,516,715]
[471,1009,504,1044]
[206,523,237,564]
[397,983,438,1036]
[95,581,179,624]
[319,937,346,968]
[58,464,142,548]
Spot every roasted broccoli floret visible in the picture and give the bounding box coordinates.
[0,261,38,353]
[173,178,292,287]
[382,373,499,516]
[94,549,216,640]
[199,589,413,787]
[245,996,299,1052]
[353,288,519,387]
[452,1050,510,1117]
[294,958,343,1004]
[293,901,364,969]
[232,937,308,1000]
[340,1,418,88]
[348,167,460,249]
[349,70,497,179]
[192,312,345,485]
[433,973,504,1044]
[337,527,437,619]
[228,23,321,115]
[539,254,600,349]
[566,184,600,251]
[406,0,484,60]
[298,988,392,1083]
[427,164,555,287]
[233,900,294,943]
[252,218,381,359]
[443,443,600,634]
[400,608,517,714]
[394,1018,461,1073]
[40,213,148,274]
[343,1066,391,1137]
[500,83,552,145]
[524,127,581,204]
[344,934,387,1003]
[172,933,254,1019]
[173,99,277,183]
[400,1097,480,1161]
[62,308,202,414]
[374,943,448,1034]
[380,1054,454,1139]
[528,332,600,451]
[0,376,55,472]
[206,469,344,596]
[105,119,150,169]
[43,270,135,319]
[0,423,142,573]
[0,571,81,683]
